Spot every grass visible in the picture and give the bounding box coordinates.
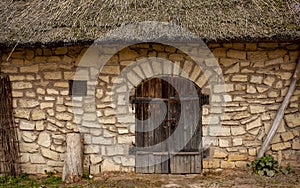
[0,173,64,188]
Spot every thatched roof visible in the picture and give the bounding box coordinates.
[0,0,299,47]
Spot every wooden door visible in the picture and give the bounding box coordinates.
[133,76,208,174]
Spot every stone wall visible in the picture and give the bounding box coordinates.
[0,42,299,174]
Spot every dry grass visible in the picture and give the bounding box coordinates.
[0,0,299,46]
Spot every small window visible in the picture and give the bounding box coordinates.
[68,80,87,96]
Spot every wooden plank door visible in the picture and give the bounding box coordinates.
[134,76,205,174]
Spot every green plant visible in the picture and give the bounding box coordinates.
[247,154,279,177]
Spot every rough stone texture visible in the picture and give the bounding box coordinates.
[37,132,51,147]
[0,42,299,174]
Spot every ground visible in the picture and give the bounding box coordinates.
[0,169,299,187]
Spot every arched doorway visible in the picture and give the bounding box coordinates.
[131,76,209,174]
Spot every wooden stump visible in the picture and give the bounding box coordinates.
[62,133,83,183]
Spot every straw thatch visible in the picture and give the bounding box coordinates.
[0,0,299,47]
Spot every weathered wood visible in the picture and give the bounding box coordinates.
[0,74,20,176]
[62,133,83,183]
[257,59,300,158]
[135,77,203,174]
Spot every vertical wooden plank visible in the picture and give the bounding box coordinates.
[194,154,202,173]
[154,154,162,173]
[148,153,155,173]
[161,154,169,174]
[136,152,146,173]
[136,82,143,148]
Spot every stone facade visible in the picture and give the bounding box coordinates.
[0,42,299,174]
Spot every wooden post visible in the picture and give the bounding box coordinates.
[257,59,300,158]
[62,133,83,183]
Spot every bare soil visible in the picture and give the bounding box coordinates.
[65,169,300,188]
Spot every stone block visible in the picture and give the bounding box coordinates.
[292,139,300,150]
[101,65,120,75]
[2,67,18,75]
[90,154,103,164]
[84,145,100,154]
[90,164,101,174]
[249,148,257,156]
[245,43,257,50]
[121,157,135,167]
[101,159,120,172]
[36,121,45,131]
[54,47,68,55]
[285,113,300,128]
[225,63,239,74]
[50,145,65,153]
[12,82,32,89]
[231,75,248,82]
[212,48,227,57]
[30,154,46,164]
[270,134,281,144]
[106,145,126,156]
[265,58,283,66]
[249,105,266,114]
[213,149,228,158]
[41,148,59,160]
[14,109,31,120]
[43,72,62,80]
[250,75,263,84]
[246,118,261,130]
[37,88,46,95]
[209,126,231,136]
[100,117,117,125]
[281,132,294,142]
[54,82,69,88]
[117,128,129,134]
[258,43,278,48]
[20,164,37,174]
[83,113,97,122]
[37,132,51,147]
[221,161,235,169]
[47,88,59,95]
[247,51,268,61]
[20,65,39,73]
[32,109,46,120]
[117,135,134,144]
[246,85,256,93]
[11,58,24,65]
[256,86,269,93]
[119,48,138,61]
[228,153,247,161]
[19,120,35,130]
[19,142,39,153]
[20,153,30,163]
[271,142,291,151]
[219,138,230,147]
[208,159,220,168]
[92,136,113,145]
[268,50,287,59]
[232,138,243,146]
[220,58,237,67]
[227,50,246,60]
[18,99,39,108]
[263,76,275,86]
[169,54,185,61]
[55,112,73,121]
[22,131,38,143]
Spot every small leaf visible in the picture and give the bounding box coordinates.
[266,170,275,177]
[258,170,264,176]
